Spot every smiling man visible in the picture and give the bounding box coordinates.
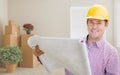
[85,4,120,75]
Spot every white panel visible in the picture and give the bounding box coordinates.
[70,7,88,39]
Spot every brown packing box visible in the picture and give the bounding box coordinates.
[20,46,39,68]
[20,34,33,46]
[20,34,40,68]
[5,20,20,35]
[2,34,19,47]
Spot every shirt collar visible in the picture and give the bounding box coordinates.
[96,38,104,48]
[86,35,105,48]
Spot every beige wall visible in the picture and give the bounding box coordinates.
[8,0,114,44]
[8,0,70,38]
[0,0,8,47]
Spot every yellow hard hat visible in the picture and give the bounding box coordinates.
[86,5,109,21]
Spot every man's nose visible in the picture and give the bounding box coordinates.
[92,24,97,29]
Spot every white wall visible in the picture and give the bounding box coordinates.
[8,0,114,44]
[0,0,8,47]
[113,0,120,56]
[114,0,120,46]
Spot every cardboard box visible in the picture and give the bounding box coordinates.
[5,20,20,35]
[2,34,19,47]
[20,34,40,68]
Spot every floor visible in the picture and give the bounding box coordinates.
[0,65,65,75]
[0,65,49,75]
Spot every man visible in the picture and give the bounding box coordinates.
[84,4,120,75]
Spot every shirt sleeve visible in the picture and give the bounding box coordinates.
[105,49,120,75]
[65,68,74,75]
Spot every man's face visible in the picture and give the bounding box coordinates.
[87,19,108,40]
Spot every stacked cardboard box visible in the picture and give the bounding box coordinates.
[2,20,20,47]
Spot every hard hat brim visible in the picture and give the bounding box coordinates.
[86,16,109,21]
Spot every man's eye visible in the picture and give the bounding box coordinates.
[89,22,93,24]
[97,23,102,25]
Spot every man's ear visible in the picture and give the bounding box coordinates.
[105,22,109,27]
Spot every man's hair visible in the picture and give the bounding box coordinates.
[87,19,108,24]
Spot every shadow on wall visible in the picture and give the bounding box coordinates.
[0,21,3,47]
[0,21,3,66]
[0,21,2,67]
[116,47,120,60]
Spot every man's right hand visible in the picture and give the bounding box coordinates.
[33,45,44,56]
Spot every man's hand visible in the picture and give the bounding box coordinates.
[33,45,44,56]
